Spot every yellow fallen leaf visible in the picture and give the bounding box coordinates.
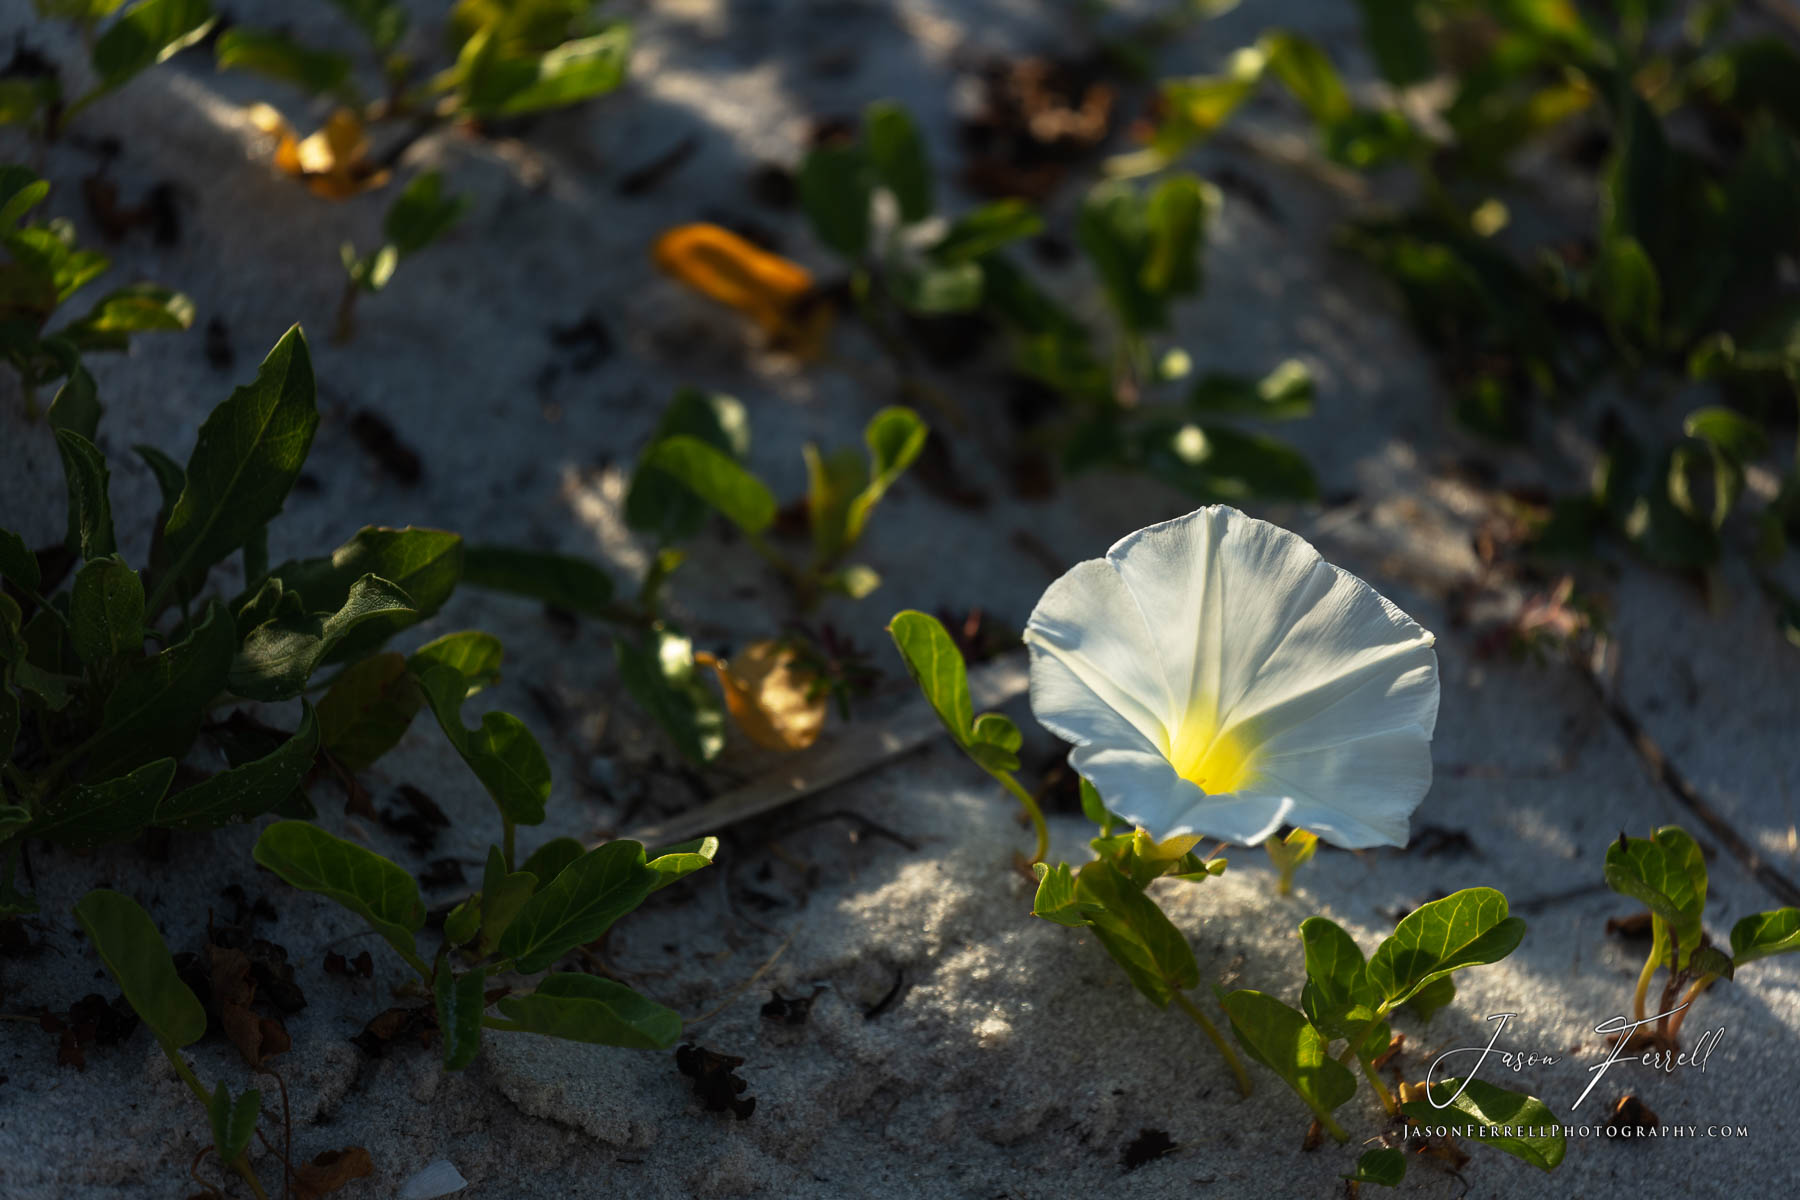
[697,640,828,752]
[652,223,831,357]
[248,104,392,199]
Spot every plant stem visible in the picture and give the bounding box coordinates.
[1357,1052,1398,1115]
[1632,940,1658,1023]
[992,770,1049,865]
[1663,973,1718,1045]
[1172,989,1253,1098]
[161,1045,272,1200]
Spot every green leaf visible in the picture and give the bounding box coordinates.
[0,805,27,841]
[0,166,48,229]
[48,365,100,444]
[415,665,550,828]
[639,436,776,536]
[889,260,983,314]
[1189,359,1315,421]
[133,443,185,512]
[520,836,585,887]
[1401,974,1456,1023]
[326,0,407,53]
[887,609,972,742]
[865,100,932,223]
[1143,174,1212,301]
[1262,32,1353,127]
[625,390,750,543]
[1352,0,1431,87]
[269,525,461,659]
[461,546,615,618]
[1222,988,1357,1125]
[89,0,216,94]
[73,888,206,1048]
[1079,180,1162,333]
[798,142,872,259]
[0,527,40,592]
[614,626,725,764]
[1343,1146,1406,1186]
[1684,407,1770,464]
[966,711,1022,773]
[155,702,319,830]
[1603,827,1706,969]
[1366,887,1527,1007]
[1592,234,1661,347]
[315,651,421,770]
[89,601,235,773]
[496,972,682,1049]
[207,1084,261,1163]
[434,965,488,1070]
[215,28,352,96]
[160,327,317,603]
[252,820,425,962]
[476,843,537,955]
[230,574,416,701]
[646,835,717,892]
[53,428,115,560]
[1030,861,1103,927]
[69,555,143,664]
[845,406,927,547]
[1297,916,1379,1040]
[1136,422,1317,504]
[498,840,657,973]
[32,757,176,847]
[1730,907,1800,966]
[408,630,503,695]
[384,171,466,258]
[1399,1079,1565,1170]
[60,284,194,351]
[931,200,1042,265]
[1073,859,1198,1006]
[463,27,632,116]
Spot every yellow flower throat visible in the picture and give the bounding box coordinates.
[1166,707,1256,795]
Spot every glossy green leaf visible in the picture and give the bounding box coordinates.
[496,972,681,1049]
[1030,861,1102,927]
[207,1084,261,1163]
[89,601,235,773]
[477,843,538,955]
[463,28,631,116]
[231,574,415,701]
[1223,988,1356,1126]
[31,757,176,847]
[646,835,717,892]
[89,0,217,94]
[408,630,502,694]
[271,526,460,662]
[931,200,1042,264]
[1298,916,1379,1040]
[625,390,750,543]
[798,142,872,259]
[845,406,927,547]
[613,626,724,764]
[1604,827,1706,969]
[315,651,422,770]
[865,100,932,223]
[498,840,657,974]
[384,171,466,257]
[887,608,972,740]
[520,836,585,887]
[1073,859,1197,1006]
[1262,32,1352,127]
[73,888,206,1048]
[1366,887,1526,1006]
[159,327,317,602]
[216,28,351,95]
[1730,907,1800,965]
[1401,974,1456,1023]
[640,436,775,536]
[60,284,193,351]
[252,820,425,961]
[1189,360,1315,421]
[53,428,115,560]
[1143,173,1211,301]
[434,965,488,1070]
[462,546,615,618]
[155,702,318,830]
[0,166,47,228]
[415,664,550,828]
[0,527,39,591]
[1399,1078,1565,1170]
[69,555,143,664]
[1684,407,1769,464]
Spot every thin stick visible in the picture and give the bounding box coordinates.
[684,934,793,1029]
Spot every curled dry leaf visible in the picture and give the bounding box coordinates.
[696,640,828,752]
[651,223,831,357]
[293,1147,374,1200]
[248,105,392,199]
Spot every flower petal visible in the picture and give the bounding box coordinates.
[1025,559,1173,752]
[1248,724,1435,848]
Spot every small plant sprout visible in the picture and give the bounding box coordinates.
[1235,890,1563,1176]
[1023,505,1439,854]
[336,170,469,341]
[1603,824,1800,1049]
[0,166,194,418]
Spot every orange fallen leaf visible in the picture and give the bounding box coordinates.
[294,1147,374,1200]
[697,640,828,751]
[248,104,391,199]
[652,223,831,356]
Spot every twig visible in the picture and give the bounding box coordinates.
[684,934,792,1029]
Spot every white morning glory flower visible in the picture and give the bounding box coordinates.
[1023,506,1439,850]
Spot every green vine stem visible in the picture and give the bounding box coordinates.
[1172,989,1253,1099]
[1664,973,1720,1045]
[160,1044,270,1200]
[1631,938,1659,1023]
[992,770,1050,866]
